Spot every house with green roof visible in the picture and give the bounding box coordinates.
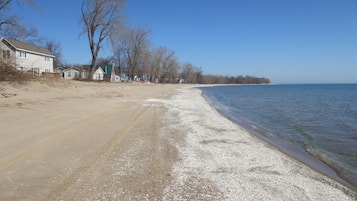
[82,64,115,82]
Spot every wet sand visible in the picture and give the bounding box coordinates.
[0,80,355,200]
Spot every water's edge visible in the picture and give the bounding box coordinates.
[198,87,357,195]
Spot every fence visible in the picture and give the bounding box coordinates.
[42,72,60,79]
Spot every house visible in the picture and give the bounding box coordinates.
[82,64,115,82]
[0,38,55,76]
[93,67,104,81]
[62,68,80,80]
[54,66,67,74]
[97,64,115,82]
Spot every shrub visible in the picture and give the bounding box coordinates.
[0,63,36,82]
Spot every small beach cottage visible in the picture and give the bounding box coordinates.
[97,64,115,82]
[92,66,105,81]
[82,64,115,81]
[62,68,80,80]
[0,38,55,76]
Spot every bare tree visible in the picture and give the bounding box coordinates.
[0,0,34,30]
[45,39,62,68]
[146,46,180,83]
[110,38,126,74]
[0,0,17,31]
[180,63,195,83]
[180,63,203,83]
[159,49,177,83]
[149,47,165,82]
[112,27,150,80]
[0,0,36,40]
[147,47,163,82]
[96,56,112,65]
[127,27,150,80]
[80,0,125,78]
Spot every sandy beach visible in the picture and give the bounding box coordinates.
[0,80,356,200]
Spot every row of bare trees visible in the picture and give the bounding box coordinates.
[111,29,202,83]
[80,0,270,84]
[200,75,270,84]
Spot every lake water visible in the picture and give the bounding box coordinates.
[200,84,357,189]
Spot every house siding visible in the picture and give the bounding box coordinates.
[16,51,53,75]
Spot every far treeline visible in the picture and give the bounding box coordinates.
[0,0,270,85]
[199,75,270,84]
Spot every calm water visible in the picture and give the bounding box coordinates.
[200,84,357,189]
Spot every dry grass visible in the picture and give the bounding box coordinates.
[0,63,37,83]
[0,63,70,88]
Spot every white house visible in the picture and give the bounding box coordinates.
[62,68,80,80]
[92,67,104,81]
[0,38,55,76]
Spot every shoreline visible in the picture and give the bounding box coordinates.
[160,86,357,200]
[244,122,357,193]
[198,85,357,194]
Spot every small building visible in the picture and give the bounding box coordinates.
[54,66,67,74]
[82,64,115,82]
[0,38,55,76]
[92,67,104,81]
[62,68,80,80]
[97,64,115,82]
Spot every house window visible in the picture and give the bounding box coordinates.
[20,51,27,58]
[45,69,50,72]
[45,56,50,61]
[68,71,71,77]
[3,50,10,59]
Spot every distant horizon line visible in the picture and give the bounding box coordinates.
[270,82,357,85]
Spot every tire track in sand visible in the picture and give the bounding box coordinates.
[44,103,149,201]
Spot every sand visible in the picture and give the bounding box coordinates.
[0,80,356,200]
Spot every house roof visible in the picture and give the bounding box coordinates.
[63,68,80,72]
[94,67,105,73]
[97,64,113,78]
[1,38,55,57]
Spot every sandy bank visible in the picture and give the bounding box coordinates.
[0,80,355,200]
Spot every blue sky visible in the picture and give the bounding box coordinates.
[12,0,357,83]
